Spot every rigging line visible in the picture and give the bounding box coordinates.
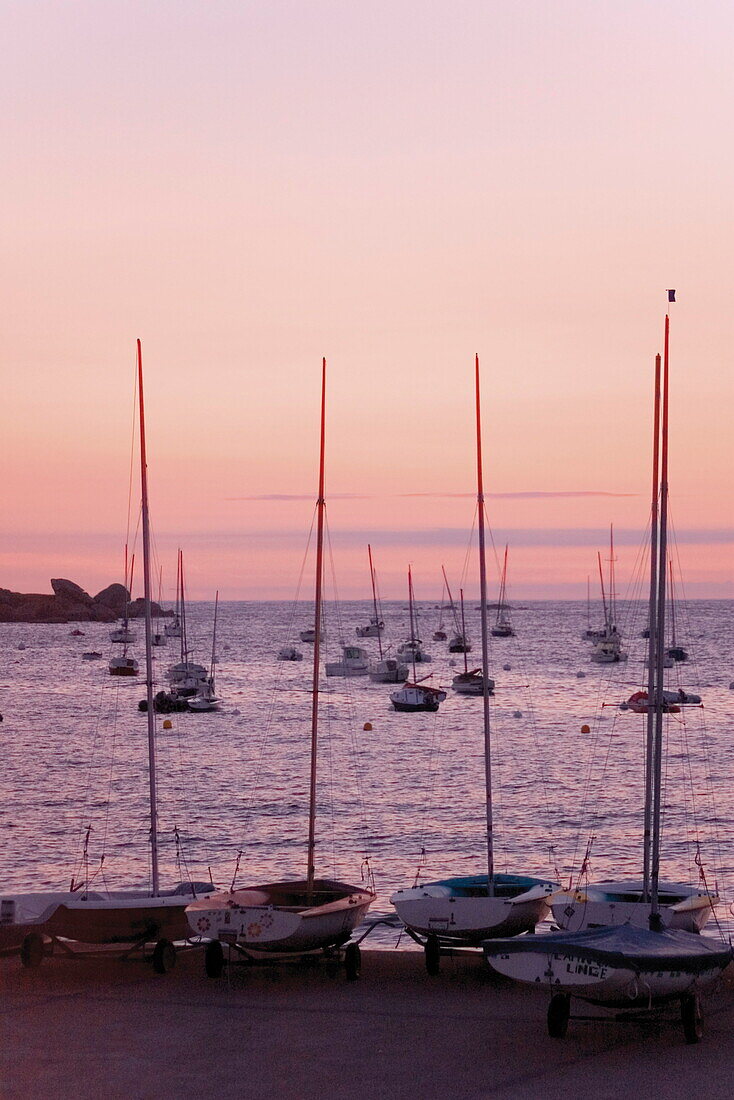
[229,505,319,871]
[322,515,375,857]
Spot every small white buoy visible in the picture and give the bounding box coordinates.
[513,710,522,719]
[503,663,511,672]
[576,671,586,679]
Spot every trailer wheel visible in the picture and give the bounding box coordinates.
[425,934,440,976]
[344,943,361,981]
[20,932,44,969]
[547,993,571,1038]
[152,938,176,974]
[681,994,703,1044]
[205,940,225,979]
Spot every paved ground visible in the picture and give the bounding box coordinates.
[3,946,734,1099]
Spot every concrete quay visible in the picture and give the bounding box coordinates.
[3,947,734,1099]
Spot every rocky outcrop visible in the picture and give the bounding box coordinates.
[0,579,171,623]
[93,583,129,617]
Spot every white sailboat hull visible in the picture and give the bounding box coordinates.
[187,879,374,955]
[486,944,725,1005]
[392,882,554,944]
[1,886,215,946]
[551,886,715,934]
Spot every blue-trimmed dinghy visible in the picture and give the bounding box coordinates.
[391,873,557,946]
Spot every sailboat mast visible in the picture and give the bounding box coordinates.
[408,566,418,681]
[669,559,676,647]
[306,358,326,897]
[442,565,459,634]
[210,590,219,685]
[586,574,591,629]
[368,544,383,660]
[609,525,615,629]
[642,353,662,902]
[651,316,671,920]
[475,355,494,892]
[597,551,609,629]
[137,339,159,896]
[459,589,469,675]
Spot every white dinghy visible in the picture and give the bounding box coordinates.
[186,360,375,979]
[391,356,557,971]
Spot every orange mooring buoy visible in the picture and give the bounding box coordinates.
[581,723,590,734]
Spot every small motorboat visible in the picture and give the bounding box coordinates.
[390,682,447,713]
[109,655,139,677]
[325,645,369,677]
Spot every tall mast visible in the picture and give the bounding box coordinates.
[642,353,662,902]
[586,574,591,629]
[597,551,609,631]
[650,316,671,921]
[137,339,159,895]
[496,544,509,625]
[210,591,219,686]
[609,525,615,630]
[442,565,459,635]
[368,544,383,660]
[459,589,469,675]
[306,358,326,898]
[669,559,676,648]
[407,566,418,681]
[475,354,494,892]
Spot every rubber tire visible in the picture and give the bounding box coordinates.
[547,993,571,1038]
[681,994,703,1044]
[344,943,361,982]
[204,940,225,979]
[152,938,177,974]
[20,932,44,969]
[424,934,441,976]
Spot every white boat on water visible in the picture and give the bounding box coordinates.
[356,544,385,637]
[325,645,369,678]
[109,654,139,677]
[589,532,627,663]
[1,342,215,971]
[299,627,324,643]
[187,360,374,978]
[490,546,515,638]
[188,594,221,712]
[369,655,409,684]
[484,306,728,1042]
[390,569,446,713]
[451,590,493,695]
[392,357,556,969]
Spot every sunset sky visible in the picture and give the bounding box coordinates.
[2,0,733,599]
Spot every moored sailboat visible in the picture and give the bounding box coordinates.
[390,568,446,712]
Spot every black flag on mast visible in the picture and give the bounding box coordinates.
[667,289,676,302]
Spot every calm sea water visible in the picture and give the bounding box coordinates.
[1,598,732,946]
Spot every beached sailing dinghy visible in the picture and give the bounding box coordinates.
[484,307,729,1042]
[186,360,374,978]
[1,341,214,970]
[391,357,556,970]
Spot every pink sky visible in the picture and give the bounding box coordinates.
[2,1,733,599]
